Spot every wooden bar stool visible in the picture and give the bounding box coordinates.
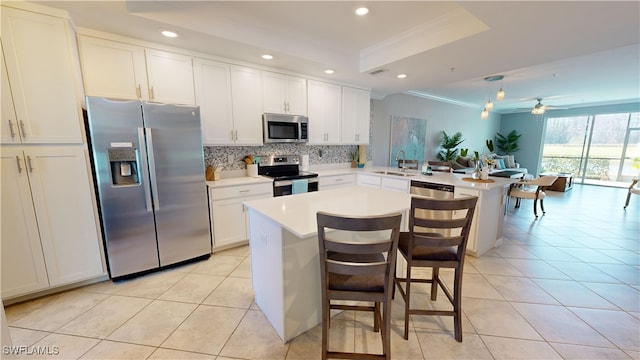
[317,211,402,360]
[394,196,478,342]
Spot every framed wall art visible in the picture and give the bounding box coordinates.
[389,116,427,167]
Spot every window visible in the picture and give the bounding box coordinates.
[541,112,639,187]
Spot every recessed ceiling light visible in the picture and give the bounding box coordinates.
[261,54,273,60]
[397,74,407,79]
[161,30,178,38]
[355,7,369,16]
[324,69,335,74]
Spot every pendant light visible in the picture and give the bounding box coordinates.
[480,107,489,120]
[496,77,505,101]
[484,75,505,101]
[485,99,494,111]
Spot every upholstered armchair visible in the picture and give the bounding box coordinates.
[508,175,558,218]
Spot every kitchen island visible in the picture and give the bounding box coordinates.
[243,186,411,343]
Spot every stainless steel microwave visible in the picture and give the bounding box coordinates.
[263,113,308,143]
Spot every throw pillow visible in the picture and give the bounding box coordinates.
[508,155,516,168]
[496,158,506,169]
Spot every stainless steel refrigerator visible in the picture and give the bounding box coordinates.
[85,97,211,279]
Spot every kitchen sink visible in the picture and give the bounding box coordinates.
[372,170,417,177]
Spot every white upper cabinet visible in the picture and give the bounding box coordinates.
[230,65,263,145]
[263,71,307,115]
[341,86,371,144]
[78,36,195,105]
[78,35,149,100]
[1,7,83,144]
[145,49,195,105]
[307,80,342,144]
[193,58,233,145]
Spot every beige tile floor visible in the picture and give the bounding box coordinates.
[5,184,639,359]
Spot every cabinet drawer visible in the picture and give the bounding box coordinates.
[319,174,355,189]
[210,182,272,200]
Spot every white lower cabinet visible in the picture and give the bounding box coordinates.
[356,173,382,188]
[356,173,410,193]
[209,182,272,251]
[319,173,355,190]
[381,177,409,192]
[1,145,105,299]
[454,188,480,255]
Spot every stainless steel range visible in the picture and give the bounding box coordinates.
[258,155,318,196]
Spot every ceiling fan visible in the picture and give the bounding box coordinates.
[529,98,567,115]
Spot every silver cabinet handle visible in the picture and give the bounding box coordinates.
[19,120,26,138]
[239,189,251,193]
[26,155,33,173]
[150,86,154,100]
[8,120,16,138]
[138,127,153,212]
[145,128,160,210]
[15,156,22,173]
[136,85,141,99]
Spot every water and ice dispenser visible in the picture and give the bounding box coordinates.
[108,148,139,186]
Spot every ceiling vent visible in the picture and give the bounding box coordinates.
[368,68,388,76]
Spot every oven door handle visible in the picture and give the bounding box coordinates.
[273,178,318,187]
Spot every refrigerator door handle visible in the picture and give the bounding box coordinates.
[137,127,153,212]
[145,127,161,211]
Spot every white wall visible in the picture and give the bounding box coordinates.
[372,93,501,166]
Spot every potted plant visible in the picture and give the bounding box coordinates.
[495,130,521,155]
[350,151,358,168]
[437,131,465,162]
[486,139,495,153]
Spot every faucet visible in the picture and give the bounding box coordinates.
[395,149,406,171]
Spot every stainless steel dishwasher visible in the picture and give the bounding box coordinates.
[410,180,454,199]
[409,180,455,235]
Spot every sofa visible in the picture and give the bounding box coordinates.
[451,155,527,177]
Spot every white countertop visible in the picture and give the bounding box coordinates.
[206,176,272,189]
[314,166,518,190]
[243,186,411,238]
[206,166,518,191]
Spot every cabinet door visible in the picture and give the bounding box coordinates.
[230,65,263,145]
[194,58,234,145]
[381,177,409,193]
[263,71,288,114]
[1,7,83,144]
[263,72,307,115]
[211,197,247,249]
[454,188,480,254]
[342,87,370,144]
[25,146,105,286]
[307,80,341,144]
[357,174,382,188]
[1,44,19,144]
[0,148,49,298]
[78,35,148,100]
[145,49,195,105]
[284,75,307,115]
